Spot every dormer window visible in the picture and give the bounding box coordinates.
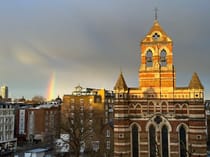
[160,49,167,66]
[146,50,153,67]
[152,32,160,40]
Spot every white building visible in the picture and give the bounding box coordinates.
[0,102,17,155]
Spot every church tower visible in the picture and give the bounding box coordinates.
[113,16,206,157]
[139,19,175,97]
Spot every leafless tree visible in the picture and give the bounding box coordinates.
[60,103,94,157]
[32,95,46,103]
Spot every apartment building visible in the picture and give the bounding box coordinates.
[0,102,16,155]
[62,85,114,156]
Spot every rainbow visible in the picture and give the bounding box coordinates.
[46,72,55,101]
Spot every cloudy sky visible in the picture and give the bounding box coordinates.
[0,0,209,99]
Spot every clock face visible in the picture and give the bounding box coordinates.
[152,32,160,40]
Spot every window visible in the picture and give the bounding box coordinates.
[160,49,167,66]
[105,105,108,110]
[89,106,93,111]
[105,118,108,123]
[106,129,110,137]
[80,105,84,111]
[132,124,139,157]
[71,120,74,124]
[71,98,75,103]
[149,125,156,157]
[80,119,83,124]
[89,99,93,103]
[80,99,84,104]
[89,112,93,118]
[161,125,169,157]
[179,125,187,157]
[146,50,153,67]
[152,32,160,40]
[105,112,108,117]
[80,113,84,117]
[106,141,110,149]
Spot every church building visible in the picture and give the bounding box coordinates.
[113,18,206,157]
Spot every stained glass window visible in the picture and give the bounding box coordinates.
[179,125,187,157]
[132,124,139,157]
[161,125,169,157]
[149,125,156,157]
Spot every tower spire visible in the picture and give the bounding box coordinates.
[154,7,158,20]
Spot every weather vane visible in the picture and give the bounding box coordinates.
[154,7,158,20]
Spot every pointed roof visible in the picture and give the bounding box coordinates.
[141,20,172,43]
[189,72,204,89]
[114,72,128,91]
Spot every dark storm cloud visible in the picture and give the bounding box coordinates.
[0,0,209,99]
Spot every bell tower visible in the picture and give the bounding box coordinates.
[139,18,176,95]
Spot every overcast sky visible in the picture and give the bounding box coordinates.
[0,0,209,99]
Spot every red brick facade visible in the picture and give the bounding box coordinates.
[113,20,206,157]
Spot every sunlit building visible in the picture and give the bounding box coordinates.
[205,100,210,149]
[1,86,8,99]
[62,85,114,156]
[113,18,206,157]
[15,105,30,144]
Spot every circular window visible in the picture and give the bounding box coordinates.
[152,32,160,40]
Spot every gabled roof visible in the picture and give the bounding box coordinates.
[114,72,128,91]
[189,72,204,89]
[141,20,172,43]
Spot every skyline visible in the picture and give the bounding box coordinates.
[0,1,209,99]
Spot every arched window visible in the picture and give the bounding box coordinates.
[175,104,181,114]
[149,125,156,157]
[146,50,153,67]
[179,125,187,157]
[136,104,142,114]
[182,104,188,114]
[160,49,167,66]
[161,125,169,157]
[132,125,139,157]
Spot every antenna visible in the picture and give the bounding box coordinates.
[154,7,158,20]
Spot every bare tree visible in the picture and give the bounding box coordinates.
[32,95,46,103]
[60,103,94,157]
